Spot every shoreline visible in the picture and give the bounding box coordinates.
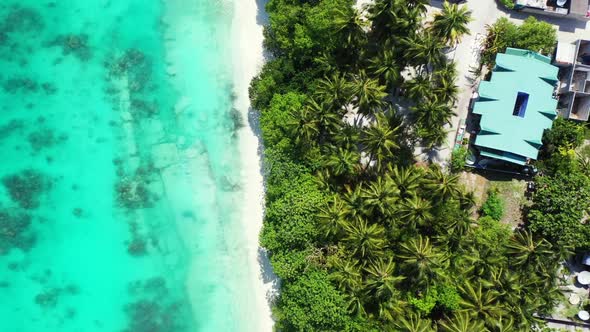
[231,0,277,332]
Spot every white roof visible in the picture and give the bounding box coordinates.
[555,42,576,66]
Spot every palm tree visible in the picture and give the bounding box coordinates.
[314,73,352,110]
[411,99,456,131]
[425,166,461,201]
[456,246,504,279]
[344,284,367,317]
[317,196,349,239]
[333,8,367,48]
[439,312,486,332]
[398,235,448,286]
[397,195,434,228]
[458,190,477,211]
[287,106,319,146]
[368,50,401,91]
[430,2,473,46]
[343,219,387,260]
[394,313,435,332]
[368,0,426,45]
[404,74,432,102]
[304,98,341,138]
[490,316,517,332]
[459,282,505,325]
[349,70,388,116]
[342,185,369,221]
[361,176,399,216]
[433,68,459,104]
[403,32,445,73]
[324,147,360,180]
[578,151,590,176]
[364,257,404,301]
[506,230,554,270]
[330,258,362,292]
[360,113,400,171]
[376,297,406,323]
[418,125,449,150]
[408,0,430,12]
[333,123,360,149]
[389,166,422,199]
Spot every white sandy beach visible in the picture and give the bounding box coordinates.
[232,0,277,332]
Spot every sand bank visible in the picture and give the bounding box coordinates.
[231,0,277,331]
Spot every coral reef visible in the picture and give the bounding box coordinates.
[105,49,152,92]
[0,119,24,140]
[123,278,188,332]
[126,237,147,256]
[0,6,44,34]
[115,163,158,210]
[130,99,158,118]
[2,77,38,93]
[72,208,83,218]
[33,283,79,310]
[47,34,92,61]
[2,169,51,209]
[41,82,57,95]
[27,128,55,152]
[0,210,34,255]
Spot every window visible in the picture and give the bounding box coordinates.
[512,92,529,118]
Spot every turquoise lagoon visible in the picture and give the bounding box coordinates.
[0,1,262,331]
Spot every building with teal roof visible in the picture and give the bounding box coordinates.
[473,48,559,165]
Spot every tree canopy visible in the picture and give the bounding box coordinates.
[252,0,566,330]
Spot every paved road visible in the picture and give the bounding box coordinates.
[424,0,590,167]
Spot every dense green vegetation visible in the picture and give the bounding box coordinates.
[529,119,590,249]
[482,17,557,67]
[252,1,568,330]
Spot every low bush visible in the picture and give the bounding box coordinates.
[450,146,469,173]
[498,0,515,9]
[481,189,504,221]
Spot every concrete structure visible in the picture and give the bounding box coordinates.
[472,48,559,165]
[555,39,590,121]
[424,0,590,167]
[515,0,590,20]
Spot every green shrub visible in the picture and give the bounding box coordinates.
[498,0,515,9]
[409,285,461,315]
[474,215,511,253]
[482,17,556,67]
[543,117,585,151]
[436,285,461,312]
[528,172,590,249]
[409,291,438,315]
[450,146,469,173]
[481,189,504,221]
[270,249,310,281]
[277,270,352,331]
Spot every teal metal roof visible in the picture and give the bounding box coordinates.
[473,48,558,165]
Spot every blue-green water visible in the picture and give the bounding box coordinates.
[0,1,262,331]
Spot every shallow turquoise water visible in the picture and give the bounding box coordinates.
[0,1,257,331]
